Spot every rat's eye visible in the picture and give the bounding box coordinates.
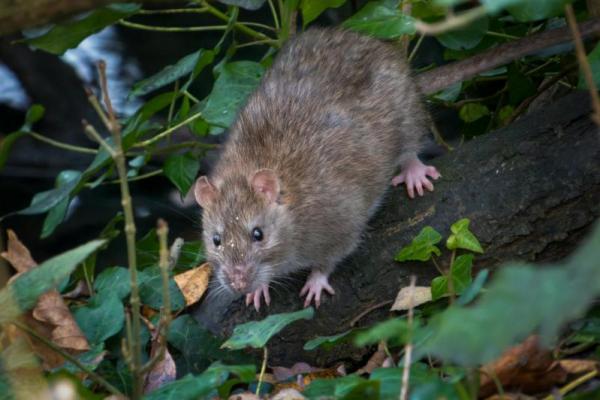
[252,227,263,242]
[212,233,221,247]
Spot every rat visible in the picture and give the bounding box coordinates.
[194,27,440,311]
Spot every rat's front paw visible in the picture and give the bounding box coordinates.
[245,284,270,311]
[392,158,440,199]
[300,270,335,308]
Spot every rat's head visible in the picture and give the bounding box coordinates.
[194,169,293,295]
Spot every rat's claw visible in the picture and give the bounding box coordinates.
[300,271,335,308]
[392,158,440,199]
[245,284,270,311]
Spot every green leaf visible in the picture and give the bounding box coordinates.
[202,61,265,133]
[301,0,346,26]
[508,65,536,105]
[432,82,462,102]
[420,223,600,366]
[431,254,474,300]
[163,153,200,196]
[176,241,205,271]
[446,218,483,253]
[139,266,186,311]
[144,362,254,400]
[39,170,81,238]
[24,104,45,130]
[15,170,82,217]
[395,226,442,262]
[304,375,374,399]
[74,294,124,345]
[506,0,571,22]
[222,307,314,349]
[216,0,266,10]
[136,228,160,268]
[355,318,411,347]
[343,1,416,39]
[370,364,449,400]
[456,269,488,306]
[131,49,214,97]
[497,105,515,125]
[459,103,490,123]
[579,43,600,89]
[437,16,488,50]
[94,266,131,300]
[0,131,27,172]
[27,4,140,55]
[303,329,354,351]
[0,240,105,323]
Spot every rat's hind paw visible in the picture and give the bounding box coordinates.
[300,270,335,308]
[245,284,270,311]
[392,158,440,199]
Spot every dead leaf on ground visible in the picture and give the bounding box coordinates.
[356,341,389,375]
[173,263,212,306]
[390,286,432,311]
[479,335,567,397]
[1,230,90,368]
[269,388,306,400]
[143,323,176,394]
[228,393,260,400]
[272,362,319,381]
[558,359,599,374]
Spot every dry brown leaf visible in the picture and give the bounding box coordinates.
[272,362,319,381]
[1,229,37,273]
[479,335,567,397]
[390,286,432,311]
[1,230,89,367]
[269,388,306,400]
[355,342,388,375]
[558,359,599,374]
[144,323,176,394]
[228,393,261,400]
[173,263,212,306]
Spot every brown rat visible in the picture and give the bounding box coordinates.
[194,27,439,310]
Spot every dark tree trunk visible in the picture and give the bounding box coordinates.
[193,91,600,366]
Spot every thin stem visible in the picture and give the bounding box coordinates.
[183,90,200,103]
[97,60,143,400]
[13,321,123,397]
[415,6,488,35]
[408,33,425,63]
[430,256,445,275]
[201,1,275,43]
[151,141,218,154]
[82,122,115,157]
[99,169,164,185]
[235,39,276,48]
[542,370,598,400]
[167,81,180,127]
[399,275,416,400]
[565,4,600,126]
[256,347,268,396]
[138,7,209,14]
[28,131,97,154]
[267,0,280,30]
[86,89,112,133]
[133,112,204,148]
[486,30,520,40]
[119,20,228,32]
[239,21,277,31]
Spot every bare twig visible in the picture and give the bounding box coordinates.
[349,300,393,327]
[542,370,598,400]
[417,18,600,94]
[399,276,416,400]
[256,346,268,396]
[565,5,600,126]
[415,6,488,36]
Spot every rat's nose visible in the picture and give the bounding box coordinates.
[228,265,249,292]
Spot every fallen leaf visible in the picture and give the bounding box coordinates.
[1,229,36,273]
[390,286,432,311]
[558,359,599,374]
[228,393,260,400]
[144,322,176,394]
[479,335,567,397]
[173,263,212,306]
[1,230,89,368]
[356,342,388,375]
[272,363,319,381]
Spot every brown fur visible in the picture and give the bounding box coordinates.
[199,27,429,294]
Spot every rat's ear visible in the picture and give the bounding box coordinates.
[250,169,280,203]
[194,176,217,208]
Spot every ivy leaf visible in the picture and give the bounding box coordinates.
[446,218,483,253]
[395,226,442,262]
[74,293,124,346]
[139,266,186,311]
[431,254,474,300]
[343,1,416,39]
[131,49,214,97]
[506,0,572,22]
[459,103,490,123]
[94,266,131,300]
[1,239,106,323]
[26,4,140,55]
[163,153,200,196]
[301,0,346,26]
[437,16,488,50]
[40,170,82,238]
[222,307,314,350]
[15,169,81,217]
[303,329,355,351]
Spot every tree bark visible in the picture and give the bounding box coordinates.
[193,91,600,367]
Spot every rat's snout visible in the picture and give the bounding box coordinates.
[225,265,252,293]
